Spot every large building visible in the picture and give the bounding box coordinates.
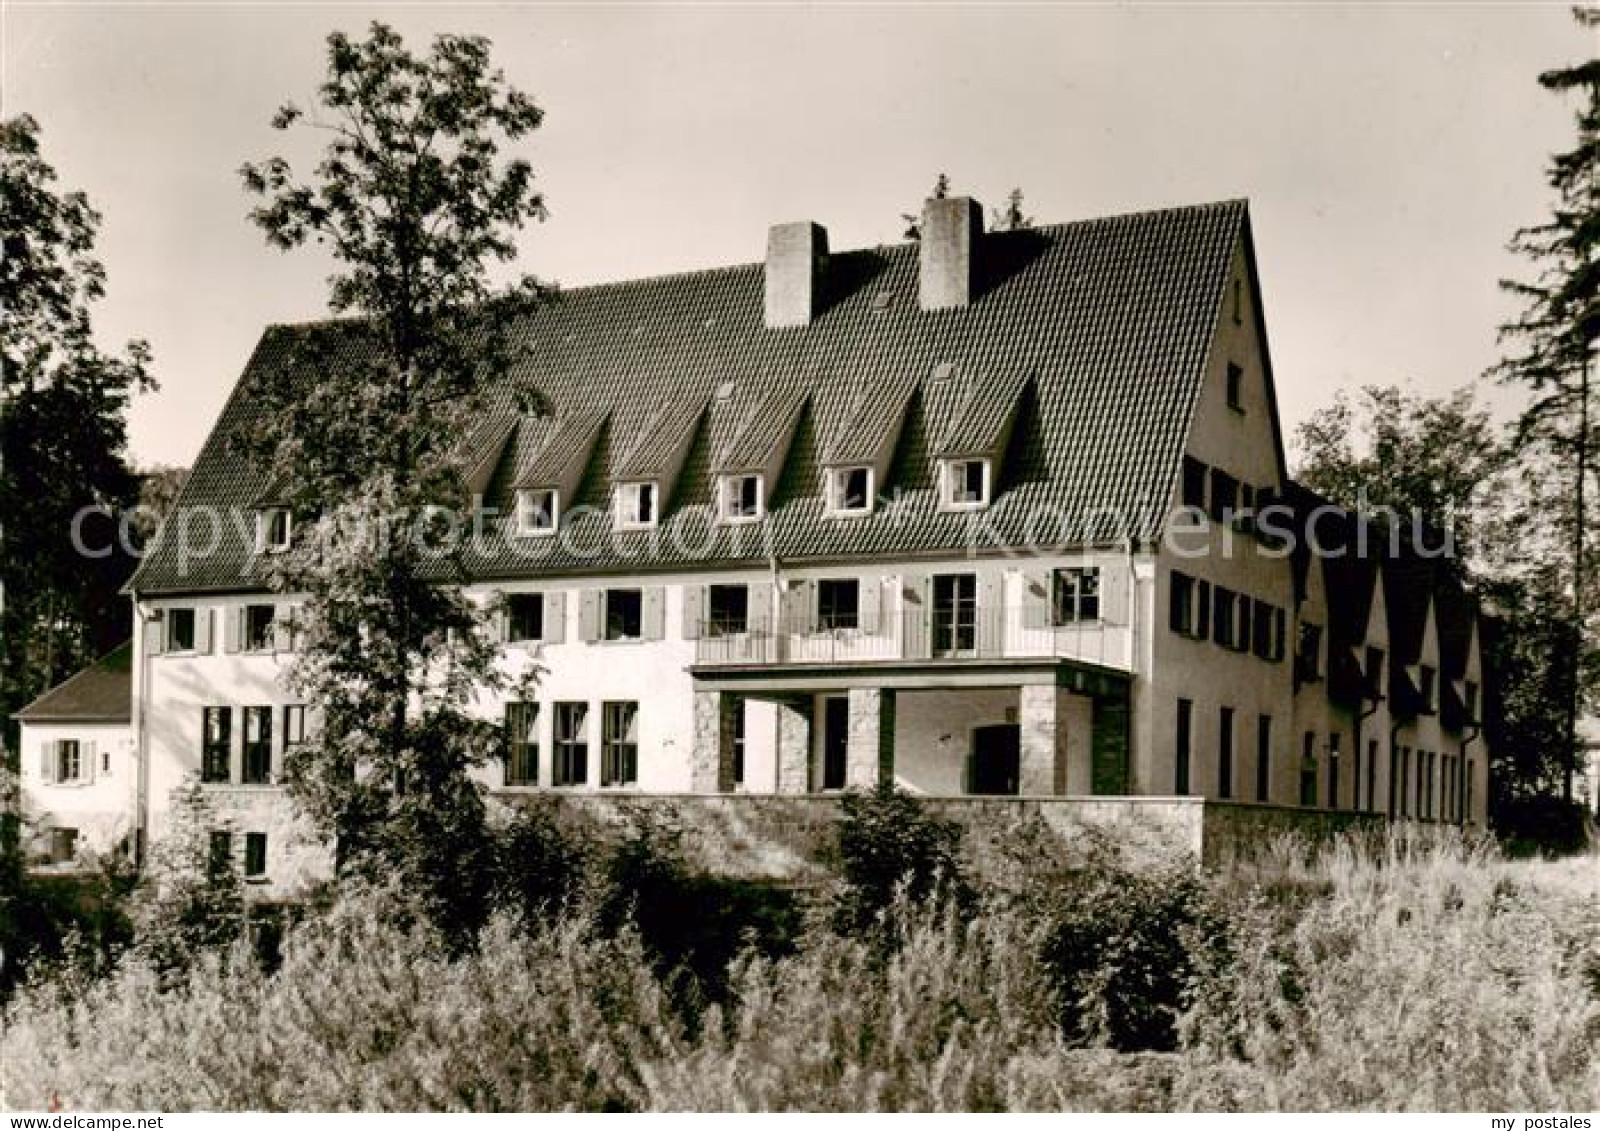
[95,196,1491,888]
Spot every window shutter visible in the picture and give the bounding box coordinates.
[1195,580,1212,640]
[40,741,55,785]
[860,577,882,635]
[1099,563,1126,626]
[492,592,510,644]
[903,574,932,659]
[541,592,566,645]
[195,607,214,654]
[1023,571,1050,630]
[83,740,97,784]
[144,616,164,657]
[643,587,666,641]
[750,584,775,635]
[799,580,818,634]
[681,585,704,640]
[272,610,293,653]
[579,590,602,642]
[222,607,241,653]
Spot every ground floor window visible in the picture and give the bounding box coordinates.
[202,706,232,783]
[1327,732,1341,810]
[1255,715,1271,802]
[732,703,746,787]
[1299,731,1317,807]
[50,827,78,865]
[1175,698,1192,795]
[553,702,588,787]
[602,701,639,787]
[1217,707,1234,799]
[208,830,233,877]
[243,706,272,784]
[505,701,539,786]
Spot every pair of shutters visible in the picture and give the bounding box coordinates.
[490,591,567,645]
[576,587,667,643]
[143,605,300,656]
[1019,565,1127,629]
[38,739,97,785]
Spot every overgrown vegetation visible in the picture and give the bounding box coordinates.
[3,788,1596,1112]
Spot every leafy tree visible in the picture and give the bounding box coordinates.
[236,23,548,937]
[0,114,151,750]
[1493,6,1600,801]
[990,187,1035,232]
[900,172,951,240]
[132,776,245,981]
[131,464,188,544]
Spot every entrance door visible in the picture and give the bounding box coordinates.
[970,723,1021,795]
[822,696,849,790]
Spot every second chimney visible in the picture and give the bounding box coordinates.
[764,221,829,329]
[919,196,984,311]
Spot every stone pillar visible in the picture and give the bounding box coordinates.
[690,690,737,792]
[1018,684,1066,796]
[846,687,895,788]
[775,697,813,794]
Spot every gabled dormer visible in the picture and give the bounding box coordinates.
[1385,557,1441,722]
[819,373,915,518]
[928,366,1028,512]
[507,408,607,538]
[610,397,705,531]
[708,382,807,524]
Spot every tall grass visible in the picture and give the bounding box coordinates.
[2,826,1596,1112]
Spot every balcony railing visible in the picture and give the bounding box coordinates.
[694,606,1131,670]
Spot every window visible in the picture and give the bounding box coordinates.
[553,702,588,787]
[283,704,307,749]
[1296,623,1323,682]
[932,573,978,655]
[827,466,873,515]
[515,489,558,536]
[1367,739,1379,814]
[1181,457,1207,511]
[1218,707,1234,799]
[1226,363,1244,411]
[1365,647,1386,697]
[706,584,749,636]
[732,704,746,788]
[202,707,231,783]
[1399,746,1411,817]
[258,507,292,552]
[1417,665,1437,712]
[507,593,544,643]
[1327,732,1341,810]
[1250,600,1285,661]
[243,604,275,652]
[615,481,658,529]
[50,828,78,865]
[1175,699,1192,795]
[1353,741,1363,812]
[167,608,196,652]
[718,474,764,522]
[604,589,643,641]
[505,701,539,786]
[1212,587,1238,649]
[1256,715,1272,802]
[55,740,82,784]
[1464,680,1479,723]
[244,832,267,879]
[1230,277,1243,325]
[242,706,272,785]
[817,579,861,631]
[601,701,639,787]
[208,831,232,877]
[1052,567,1101,625]
[942,458,990,509]
[1169,572,1211,639]
[1300,732,1317,807]
[1209,469,1239,522]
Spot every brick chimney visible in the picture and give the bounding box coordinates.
[919,196,984,311]
[764,221,829,329]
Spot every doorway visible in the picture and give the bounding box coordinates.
[970,723,1021,795]
[822,696,849,790]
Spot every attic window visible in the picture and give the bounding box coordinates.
[940,458,990,510]
[826,466,873,516]
[615,481,658,530]
[718,474,764,523]
[257,508,292,553]
[1230,278,1243,325]
[1226,363,1245,412]
[1418,665,1437,712]
[515,489,558,537]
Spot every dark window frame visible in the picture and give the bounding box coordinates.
[242,705,272,785]
[505,701,539,787]
[604,589,644,641]
[202,706,232,784]
[507,592,545,643]
[706,584,750,637]
[601,700,639,787]
[817,578,860,631]
[553,701,589,787]
[1052,567,1101,625]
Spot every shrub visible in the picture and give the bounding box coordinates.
[832,783,969,935]
[491,798,594,927]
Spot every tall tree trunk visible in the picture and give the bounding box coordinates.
[1566,348,1590,801]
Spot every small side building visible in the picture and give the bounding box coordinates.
[14,643,136,868]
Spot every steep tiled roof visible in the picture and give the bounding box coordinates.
[130,199,1249,594]
[14,643,133,723]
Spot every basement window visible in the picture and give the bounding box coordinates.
[615,481,658,530]
[515,489,558,537]
[718,474,764,523]
[826,466,873,516]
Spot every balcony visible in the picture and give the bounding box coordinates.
[693,606,1132,671]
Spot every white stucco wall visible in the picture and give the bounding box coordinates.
[19,719,136,862]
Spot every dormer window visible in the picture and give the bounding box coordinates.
[718,474,764,523]
[615,481,658,530]
[826,466,873,516]
[941,458,990,510]
[1226,363,1245,412]
[1418,664,1437,712]
[257,508,292,553]
[515,489,558,537]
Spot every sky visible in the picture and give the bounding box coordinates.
[3,2,1593,470]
